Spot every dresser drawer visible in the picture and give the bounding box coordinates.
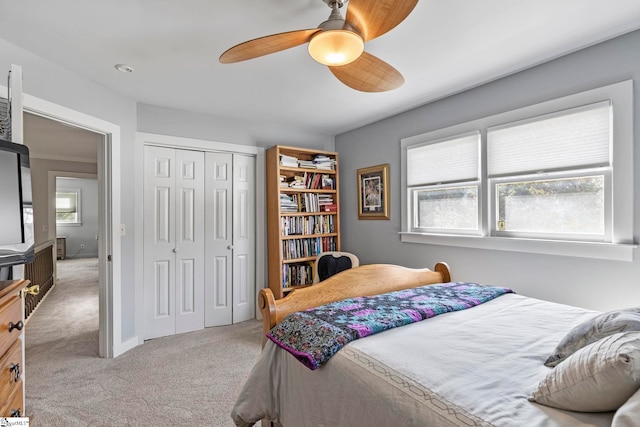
[0,295,22,358]
[0,338,22,400]
[0,378,23,417]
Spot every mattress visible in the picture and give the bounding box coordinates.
[232,293,614,426]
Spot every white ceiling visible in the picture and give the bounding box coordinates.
[23,113,101,163]
[2,0,640,143]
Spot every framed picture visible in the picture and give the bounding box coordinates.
[357,163,390,220]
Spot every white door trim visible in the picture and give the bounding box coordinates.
[135,132,266,344]
[1,83,122,358]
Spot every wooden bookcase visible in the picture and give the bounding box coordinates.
[266,145,340,299]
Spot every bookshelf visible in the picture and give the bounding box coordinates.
[266,145,340,299]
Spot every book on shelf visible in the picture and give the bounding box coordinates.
[280,194,299,212]
[282,262,313,288]
[280,154,298,167]
[298,159,316,169]
[321,174,334,189]
[323,203,338,212]
[318,194,334,207]
[281,236,336,260]
[287,175,306,189]
[313,154,336,170]
[280,214,335,236]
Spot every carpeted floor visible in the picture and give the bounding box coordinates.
[25,257,263,426]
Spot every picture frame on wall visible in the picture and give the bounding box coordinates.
[357,163,390,220]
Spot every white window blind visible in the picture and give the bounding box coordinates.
[487,101,611,176]
[56,192,77,213]
[407,131,480,186]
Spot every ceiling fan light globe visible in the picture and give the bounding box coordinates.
[308,30,364,66]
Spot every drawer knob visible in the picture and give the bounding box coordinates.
[24,285,40,296]
[10,408,21,417]
[9,362,20,382]
[8,320,24,332]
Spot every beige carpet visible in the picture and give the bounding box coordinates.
[25,257,263,426]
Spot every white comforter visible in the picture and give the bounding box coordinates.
[232,293,615,427]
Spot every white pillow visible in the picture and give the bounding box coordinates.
[544,307,640,367]
[529,331,640,412]
[612,387,640,427]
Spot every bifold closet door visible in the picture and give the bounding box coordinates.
[232,154,256,323]
[204,152,256,326]
[204,152,233,326]
[143,146,205,339]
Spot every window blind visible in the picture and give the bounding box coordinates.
[56,192,77,213]
[407,131,480,186]
[487,101,611,176]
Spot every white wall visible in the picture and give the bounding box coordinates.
[335,29,640,312]
[0,38,135,346]
[30,158,97,246]
[0,37,334,354]
[137,103,334,151]
[56,177,99,258]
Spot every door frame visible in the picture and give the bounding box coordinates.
[135,132,265,343]
[1,85,122,358]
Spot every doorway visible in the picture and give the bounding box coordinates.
[24,113,102,356]
[19,95,120,357]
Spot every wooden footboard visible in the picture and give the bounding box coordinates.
[258,262,451,344]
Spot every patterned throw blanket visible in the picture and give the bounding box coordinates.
[267,282,513,370]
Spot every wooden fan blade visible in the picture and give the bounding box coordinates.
[346,0,418,41]
[329,51,404,92]
[219,29,321,63]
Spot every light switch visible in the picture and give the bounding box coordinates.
[120,224,126,236]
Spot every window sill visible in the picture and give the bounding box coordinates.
[56,222,82,227]
[399,232,637,261]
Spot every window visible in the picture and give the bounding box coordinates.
[56,190,81,225]
[407,132,480,234]
[488,101,612,242]
[400,80,635,261]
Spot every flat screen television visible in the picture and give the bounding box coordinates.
[0,137,34,277]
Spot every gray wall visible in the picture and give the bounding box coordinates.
[30,158,97,246]
[56,177,99,258]
[336,29,640,312]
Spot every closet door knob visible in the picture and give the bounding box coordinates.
[227,245,234,250]
[172,248,178,253]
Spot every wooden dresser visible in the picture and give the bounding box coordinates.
[0,279,27,417]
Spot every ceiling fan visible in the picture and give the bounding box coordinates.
[219,0,418,92]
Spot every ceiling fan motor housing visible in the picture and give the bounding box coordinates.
[318,0,362,38]
[323,0,346,8]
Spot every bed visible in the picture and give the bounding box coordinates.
[232,263,640,427]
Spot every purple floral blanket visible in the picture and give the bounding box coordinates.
[266,282,513,370]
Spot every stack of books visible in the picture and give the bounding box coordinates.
[280,154,298,167]
[287,176,306,189]
[318,194,335,211]
[280,194,298,212]
[279,175,289,188]
[298,159,316,169]
[313,155,336,170]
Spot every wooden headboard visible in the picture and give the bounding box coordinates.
[258,262,451,344]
